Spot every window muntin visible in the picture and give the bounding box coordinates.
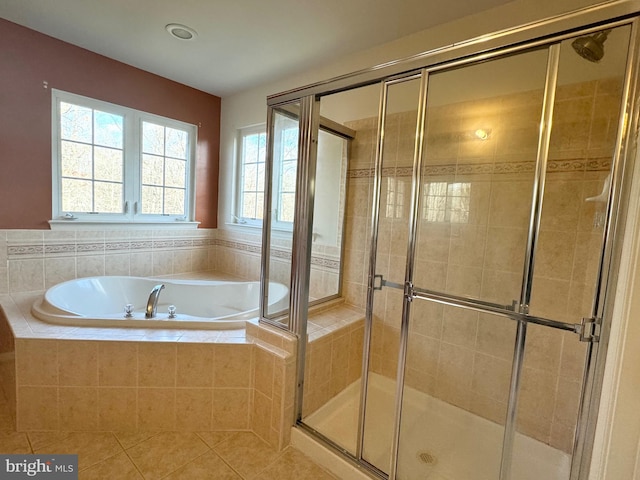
[52,90,196,223]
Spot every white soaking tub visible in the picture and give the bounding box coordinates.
[31,276,288,330]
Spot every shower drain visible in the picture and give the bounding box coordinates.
[417,451,438,466]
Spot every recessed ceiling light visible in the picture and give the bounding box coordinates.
[165,23,198,41]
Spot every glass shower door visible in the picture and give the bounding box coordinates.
[396,49,551,479]
[395,22,632,480]
[360,74,423,475]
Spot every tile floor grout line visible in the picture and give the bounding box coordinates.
[155,433,212,480]
[120,433,154,480]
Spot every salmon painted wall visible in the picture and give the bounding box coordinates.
[0,18,220,229]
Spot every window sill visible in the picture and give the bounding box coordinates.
[48,219,201,230]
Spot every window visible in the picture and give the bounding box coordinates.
[236,124,299,226]
[237,127,267,222]
[51,89,197,225]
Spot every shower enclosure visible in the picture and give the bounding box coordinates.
[260,3,640,479]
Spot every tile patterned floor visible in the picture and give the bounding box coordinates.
[0,429,340,479]
[0,395,339,479]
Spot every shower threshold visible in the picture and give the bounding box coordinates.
[304,373,570,480]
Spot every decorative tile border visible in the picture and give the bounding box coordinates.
[348,157,612,178]
[7,238,215,259]
[216,239,341,271]
[5,234,342,272]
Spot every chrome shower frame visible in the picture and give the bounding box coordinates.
[260,1,640,479]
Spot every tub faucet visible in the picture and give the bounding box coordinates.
[145,284,165,318]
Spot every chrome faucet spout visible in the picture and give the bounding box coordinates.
[145,284,165,318]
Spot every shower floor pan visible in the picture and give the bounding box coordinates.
[304,373,570,480]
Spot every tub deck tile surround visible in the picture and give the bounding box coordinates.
[0,269,300,451]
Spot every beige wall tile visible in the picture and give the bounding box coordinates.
[105,254,130,276]
[137,388,176,430]
[130,252,153,277]
[16,339,57,386]
[176,388,213,431]
[76,255,105,278]
[449,224,487,268]
[44,257,76,289]
[8,259,44,293]
[152,250,173,276]
[254,347,274,399]
[98,342,138,387]
[307,339,332,392]
[17,386,59,430]
[330,333,350,396]
[476,313,515,358]
[58,340,98,386]
[470,394,507,426]
[59,386,98,431]
[483,227,527,273]
[535,230,577,281]
[177,344,214,388]
[480,269,522,306]
[406,333,439,375]
[252,390,272,445]
[442,307,478,349]
[98,387,137,431]
[553,377,582,426]
[529,277,571,320]
[471,353,511,403]
[559,333,587,378]
[435,343,474,409]
[445,265,482,298]
[212,389,250,430]
[214,345,252,388]
[138,343,176,387]
[539,178,583,230]
[487,180,533,228]
[517,367,556,443]
[523,324,562,374]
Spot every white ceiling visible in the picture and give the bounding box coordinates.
[0,0,515,97]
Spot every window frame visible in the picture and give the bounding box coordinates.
[51,89,198,227]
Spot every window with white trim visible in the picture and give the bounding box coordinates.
[52,89,197,224]
[237,126,267,223]
[236,124,299,226]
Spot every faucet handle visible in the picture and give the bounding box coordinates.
[168,305,177,318]
[124,304,134,318]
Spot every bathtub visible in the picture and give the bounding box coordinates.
[31,276,288,329]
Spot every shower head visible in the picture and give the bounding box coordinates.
[571,29,611,63]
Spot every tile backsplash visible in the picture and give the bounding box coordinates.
[0,229,217,294]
